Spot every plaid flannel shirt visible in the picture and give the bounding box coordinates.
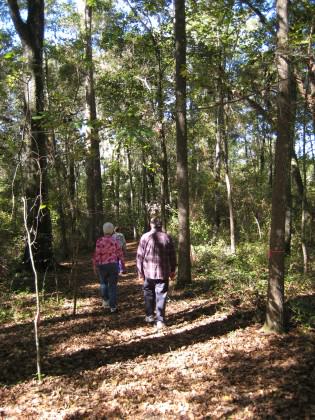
[136,228,176,280]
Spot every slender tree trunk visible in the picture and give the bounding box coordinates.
[65,134,77,242]
[264,0,291,334]
[284,76,297,255]
[142,150,149,232]
[222,118,236,254]
[127,146,137,240]
[51,131,69,258]
[22,197,42,381]
[217,60,236,253]
[8,0,53,270]
[301,103,309,273]
[83,4,103,246]
[156,59,170,229]
[114,144,121,223]
[213,123,222,237]
[175,0,191,287]
[44,51,69,258]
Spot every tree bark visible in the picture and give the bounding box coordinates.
[142,149,149,232]
[264,0,291,334]
[213,118,222,237]
[83,4,103,246]
[114,143,121,223]
[284,76,297,255]
[127,146,137,240]
[8,0,53,270]
[175,0,192,287]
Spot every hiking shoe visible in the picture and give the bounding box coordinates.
[110,307,118,313]
[102,299,110,308]
[156,321,166,330]
[145,315,155,323]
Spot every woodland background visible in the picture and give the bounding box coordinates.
[0,0,314,417]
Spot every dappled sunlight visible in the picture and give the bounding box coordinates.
[0,243,314,419]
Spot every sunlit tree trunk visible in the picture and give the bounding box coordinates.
[175,0,192,287]
[264,0,291,334]
[8,0,53,270]
[217,59,236,254]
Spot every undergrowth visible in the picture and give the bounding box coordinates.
[191,240,315,329]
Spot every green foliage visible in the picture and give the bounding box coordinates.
[189,217,211,245]
[192,236,314,329]
[288,293,315,330]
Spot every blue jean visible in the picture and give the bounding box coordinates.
[97,263,119,309]
[143,278,169,322]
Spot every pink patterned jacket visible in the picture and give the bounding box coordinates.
[92,235,125,270]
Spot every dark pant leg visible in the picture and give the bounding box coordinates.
[155,279,169,322]
[98,263,118,308]
[143,278,155,317]
[106,263,119,309]
[98,265,109,301]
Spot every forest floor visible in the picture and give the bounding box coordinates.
[0,242,315,419]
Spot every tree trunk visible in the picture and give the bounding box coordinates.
[156,57,170,229]
[114,144,121,223]
[44,51,69,258]
[264,0,291,334]
[175,0,192,287]
[217,59,236,254]
[142,150,149,232]
[127,146,137,240]
[51,131,69,258]
[83,4,103,246]
[301,102,310,273]
[213,122,222,237]
[8,0,53,270]
[284,76,297,255]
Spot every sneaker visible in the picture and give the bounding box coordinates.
[145,315,155,323]
[156,321,166,330]
[110,307,118,313]
[102,299,110,308]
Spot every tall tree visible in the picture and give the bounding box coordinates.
[264,0,291,334]
[82,2,103,246]
[8,0,53,269]
[175,0,191,287]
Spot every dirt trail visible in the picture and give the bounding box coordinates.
[0,242,314,419]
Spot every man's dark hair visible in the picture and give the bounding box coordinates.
[150,217,162,228]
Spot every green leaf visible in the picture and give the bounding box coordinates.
[3,52,15,60]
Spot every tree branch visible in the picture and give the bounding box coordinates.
[240,0,268,25]
[7,0,28,42]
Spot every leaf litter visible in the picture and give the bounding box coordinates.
[0,243,314,419]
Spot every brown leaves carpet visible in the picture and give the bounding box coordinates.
[0,243,314,419]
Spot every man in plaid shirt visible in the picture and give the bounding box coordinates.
[136,217,176,330]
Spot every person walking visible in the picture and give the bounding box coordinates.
[93,222,126,313]
[113,226,127,272]
[136,217,176,330]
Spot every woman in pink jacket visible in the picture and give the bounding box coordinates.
[92,222,126,313]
